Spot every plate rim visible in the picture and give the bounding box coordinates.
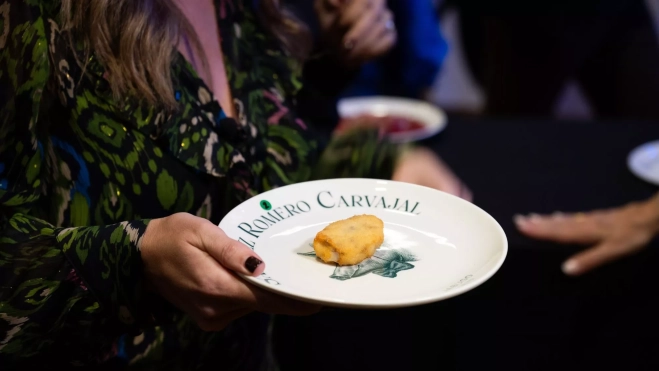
[627,140,659,186]
[219,178,508,309]
[337,96,447,143]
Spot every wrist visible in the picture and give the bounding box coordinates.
[140,217,164,261]
[137,217,182,325]
[139,217,166,296]
[644,193,659,234]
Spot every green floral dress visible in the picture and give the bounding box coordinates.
[0,0,401,368]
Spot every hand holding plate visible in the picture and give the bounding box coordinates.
[141,213,320,331]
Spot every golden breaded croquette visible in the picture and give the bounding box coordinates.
[313,214,384,266]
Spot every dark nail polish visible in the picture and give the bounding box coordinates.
[245,256,262,273]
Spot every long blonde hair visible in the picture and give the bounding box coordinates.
[60,0,310,110]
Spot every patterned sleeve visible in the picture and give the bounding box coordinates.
[0,1,165,359]
[312,127,410,181]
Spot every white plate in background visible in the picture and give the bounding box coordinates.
[337,96,447,143]
[628,140,659,185]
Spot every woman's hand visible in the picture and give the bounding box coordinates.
[140,213,319,331]
[392,147,473,202]
[314,0,397,67]
[515,194,659,276]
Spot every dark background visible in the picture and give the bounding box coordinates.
[273,116,659,371]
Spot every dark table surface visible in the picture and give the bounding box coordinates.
[273,117,659,371]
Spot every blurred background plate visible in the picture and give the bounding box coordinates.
[628,140,659,185]
[337,96,447,143]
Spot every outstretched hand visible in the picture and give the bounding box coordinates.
[515,194,659,276]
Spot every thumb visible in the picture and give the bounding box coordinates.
[199,223,266,277]
[561,242,623,276]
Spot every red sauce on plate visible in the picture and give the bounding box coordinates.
[336,114,425,135]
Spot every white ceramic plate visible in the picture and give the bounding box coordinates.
[219,179,507,309]
[628,140,659,185]
[337,96,447,143]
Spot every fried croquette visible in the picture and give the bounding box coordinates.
[313,214,385,266]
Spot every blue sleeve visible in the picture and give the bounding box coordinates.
[391,0,448,97]
[342,0,449,98]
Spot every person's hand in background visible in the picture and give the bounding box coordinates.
[392,147,473,202]
[515,193,659,276]
[141,213,320,331]
[314,0,397,67]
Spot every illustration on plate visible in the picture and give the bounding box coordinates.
[298,247,417,281]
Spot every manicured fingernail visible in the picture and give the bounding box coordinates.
[245,256,263,273]
[513,214,526,225]
[562,260,579,275]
